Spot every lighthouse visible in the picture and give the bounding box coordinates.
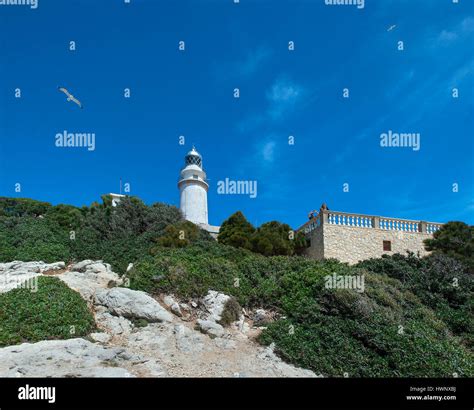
[178,146,209,225]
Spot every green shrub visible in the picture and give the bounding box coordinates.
[357,253,474,348]
[0,276,95,347]
[424,221,474,273]
[127,243,474,377]
[218,211,307,256]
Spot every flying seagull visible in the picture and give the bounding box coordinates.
[58,87,83,109]
[387,25,397,32]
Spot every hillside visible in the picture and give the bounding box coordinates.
[0,196,472,377]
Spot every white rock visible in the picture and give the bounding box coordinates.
[0,338,133,377]
[163,296,183,318]
[214,337,237,350]
[196,319,225,338]
[90,332,112,344]
[95,288,173,323]
[0,261,65,293]
[59,267,122,303]
[163,295,176,307]
[201,290,231,323]
[128,323,175,354]
[96,312,133,336]
[256,344,316,377]
[174,324,206,353]
[70,260,95,272]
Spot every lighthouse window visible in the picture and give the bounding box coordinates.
[186,156,202,167]
[193,174,198,179]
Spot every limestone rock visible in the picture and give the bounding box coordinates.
[0,261,64,293]
[201,290,230,323]
[0,338,133,377]
[71,260,111,273]
[95,311,133,336]
[95,288,173,323]
[59,260,123,302]
[196,319,225,338]
[163,295,183,317]
[174,324,206,353]
[90,332,112,344]
[214,337,237,350]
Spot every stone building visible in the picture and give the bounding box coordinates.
[299,204,443,265]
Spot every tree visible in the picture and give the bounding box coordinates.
[46,204,83,229]
[152,220,201,250]
[218,211,255,250]
[0,197,51,217]
[424,222,473,273]
[251,221,294,256]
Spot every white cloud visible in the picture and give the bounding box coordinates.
[436,16,474,45]
[266,77,304,119]
[239,47,272,76]
[438,30,458,44]
[262,141,276,163]
[213,46,272,82]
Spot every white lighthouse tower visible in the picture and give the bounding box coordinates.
[178,146,209,225]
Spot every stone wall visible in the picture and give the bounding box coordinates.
[300,210,440,265]
[321,224,433,265]
[305,225,325,260]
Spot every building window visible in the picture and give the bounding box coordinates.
[193,175,198,179]
[383,240,392,251]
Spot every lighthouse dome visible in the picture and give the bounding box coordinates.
[185,146,202,168]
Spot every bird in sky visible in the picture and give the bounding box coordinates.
[57,87,83,109]
[387,25,397,32]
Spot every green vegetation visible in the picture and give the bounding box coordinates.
[1,196,472,377]
[424,221,473,273]
[126,241,473,377]
[218,211,307,256]
[357,252,474,349]
[0,276,95,347]
[0,196,193,272]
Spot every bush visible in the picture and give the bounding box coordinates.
[218,211,306,256]
[357,253,474,348]
[424,221,474,273]
[0,217,71,263]
[0,276,95,347]
[218,211,255,250]
[219,297,242,327]
[127,243,474,377]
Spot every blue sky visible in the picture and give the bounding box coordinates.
[0,0,473,228]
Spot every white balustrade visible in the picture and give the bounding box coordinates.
[300,211,442,236]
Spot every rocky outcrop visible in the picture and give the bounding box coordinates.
[0,261,65,293]
[60,261,123,302]
[0,338,133,378]
[0,260,316,378]
[196,319,225,338]
[95,287,173,323]
[201,290,231,323]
